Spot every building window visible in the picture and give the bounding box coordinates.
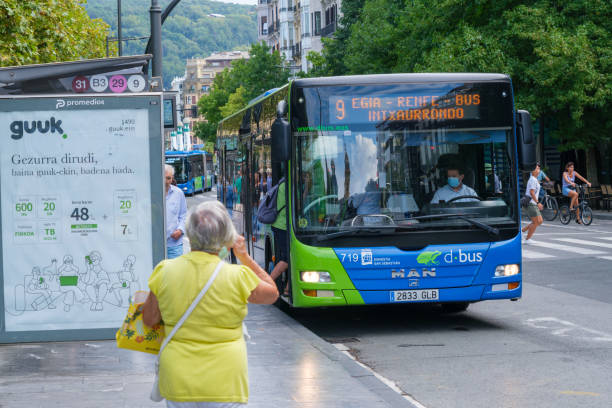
[314,11,321,35]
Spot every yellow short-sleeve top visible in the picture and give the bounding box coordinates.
[148,251,260,403]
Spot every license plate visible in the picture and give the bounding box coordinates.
[390,289,439,302]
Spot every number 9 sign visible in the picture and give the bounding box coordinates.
[109,75,128,93]
[127,75,146,92]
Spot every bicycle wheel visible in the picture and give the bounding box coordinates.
[580,205,593,225]
[559,205,572,224]
[541,196,559,221]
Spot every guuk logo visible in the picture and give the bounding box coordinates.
[9,117,64,140]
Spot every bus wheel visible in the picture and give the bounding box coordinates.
[441,302,469,313]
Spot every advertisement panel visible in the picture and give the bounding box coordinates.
[0,94,165,342]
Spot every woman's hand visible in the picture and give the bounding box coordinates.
[231,235,249,262]
[587,182,592,187]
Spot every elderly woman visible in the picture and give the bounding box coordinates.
[143,201,278,407]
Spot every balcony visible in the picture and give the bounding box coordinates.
[321,21,336,37]
[292,43,301,59]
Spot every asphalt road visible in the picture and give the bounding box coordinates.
[188,191,612,407]
[288,219,612,408]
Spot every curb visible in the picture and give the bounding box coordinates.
[267,305,421,408]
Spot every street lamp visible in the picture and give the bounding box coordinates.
[117,0,122,56]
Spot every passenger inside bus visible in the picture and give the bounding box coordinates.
[349,179,382,215]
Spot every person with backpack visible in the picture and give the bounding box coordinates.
[269,179,288,294]
[256,177,288,294]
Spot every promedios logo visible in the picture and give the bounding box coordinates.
[9,117,65,140]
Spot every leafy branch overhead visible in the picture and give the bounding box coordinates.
[309,0,611,150]
[0,0,110,65]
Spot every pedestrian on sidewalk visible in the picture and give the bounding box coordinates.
[165,164,187,259]
[225,180,234,217]
[143,200,278,407]
[562,162,591,224]
[522,163,544,243]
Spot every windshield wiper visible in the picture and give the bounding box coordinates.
[408,214,500,236]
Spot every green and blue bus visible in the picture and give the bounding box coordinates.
[165,150,211,195]
[217,74,535,310]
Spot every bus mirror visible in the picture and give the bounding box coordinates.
[271,116,290,162]
[516,110,536,170]
[276,100,288,118]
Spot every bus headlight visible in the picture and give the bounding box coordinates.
[495,264,520,277]
[300,271,331,283]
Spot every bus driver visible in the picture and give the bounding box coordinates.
[431,165,478,204]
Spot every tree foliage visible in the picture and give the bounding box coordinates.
[196,42,290,143]
[314,0,611,150]
[0,0,110,66]
[85,0,257,88]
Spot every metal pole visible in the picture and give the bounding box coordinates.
[117,0,122,56]
[106,36,109,58]
[150,0,163,78]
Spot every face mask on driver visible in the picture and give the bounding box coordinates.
[448,177,460,188]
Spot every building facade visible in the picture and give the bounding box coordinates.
[182,51,249,132]
[258,0,341,72]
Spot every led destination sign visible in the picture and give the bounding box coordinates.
[329,92,481,124]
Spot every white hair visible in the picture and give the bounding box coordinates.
[165,164,175,176]
[186,201,238,253]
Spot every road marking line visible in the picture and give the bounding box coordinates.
[553,237,612,250]
[599,237,612,241]
[525,317,612,342]
[333,343,428,408]
[597,256,612,261]
[522,250,555,259]
[559,391,601,397]
[526,240,605,255]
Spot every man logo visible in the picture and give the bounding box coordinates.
[56,99,66,109]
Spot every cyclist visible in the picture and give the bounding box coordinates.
[562,162,591,224]
[536,165,551,200]
[522,163,543,244]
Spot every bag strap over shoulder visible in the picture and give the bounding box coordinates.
[157,260,225,357]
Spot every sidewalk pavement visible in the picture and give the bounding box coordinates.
[0,304,415,408]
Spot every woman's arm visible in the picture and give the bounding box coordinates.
[232,236,279,304]
[575,172,591,186]
[143,292,162,326]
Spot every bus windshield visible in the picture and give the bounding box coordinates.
[166,157,189,184]
[291,82,517,237]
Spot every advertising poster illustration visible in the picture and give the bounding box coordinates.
[0,95,162,334]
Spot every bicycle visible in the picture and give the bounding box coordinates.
[539,181,559,221]
[559,184,593,225]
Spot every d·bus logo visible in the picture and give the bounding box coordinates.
[9,117,65,140]
[444,249,483,264]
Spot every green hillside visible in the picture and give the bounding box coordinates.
[85,0,257,87]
